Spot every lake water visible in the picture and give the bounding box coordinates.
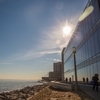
[0,79,42,93]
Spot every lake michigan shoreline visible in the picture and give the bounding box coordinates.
[0,82,49,100]
[0,82,94,100]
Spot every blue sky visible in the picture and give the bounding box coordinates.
[0,0,88,80]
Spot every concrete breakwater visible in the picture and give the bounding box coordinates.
[0,84,48,100]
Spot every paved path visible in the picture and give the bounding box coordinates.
[79,84,100,100]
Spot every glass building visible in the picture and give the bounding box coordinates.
[64,0,100,83]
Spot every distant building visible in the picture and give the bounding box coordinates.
[42,77,49,81]
[53,62,62,72]
[49,72,58,81]
[49,62,62,81]
[42,62,63,81]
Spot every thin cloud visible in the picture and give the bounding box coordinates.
[16,49,61,61]
[40,50,61,55]
[54,59,61,62]
[3,18,75,62]
[0,62,15,65]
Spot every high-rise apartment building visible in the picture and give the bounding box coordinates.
[53,62,62,72]
[49,62,62,81]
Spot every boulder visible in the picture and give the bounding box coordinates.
[9,94,18,100]
[17,98,25,100]
[18,93,27,99]
[0,95,6,99]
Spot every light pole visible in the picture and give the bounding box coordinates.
[72,46,78,91]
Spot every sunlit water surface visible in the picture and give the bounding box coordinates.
[0,79,42,93]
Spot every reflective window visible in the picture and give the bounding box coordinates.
[84,67,87,78]
[83,19,86,37]
[77,69,79,81]
[87,39,91,58]
[84,45,86,61]
[64,57,74,72]
[85,18,88,36]
[85,42,88,59]
[97,62,100,80]
[76,50,80,65]
[93,63,98,74]
[82,67,85,78]
[89,13,93,30]
[81,68,83,81]
[91,10,95,27]
[90,35,95,57]
[81,46,84,62]
[94,0,100,22]
[87,66,90,81]
[90,65,94,79]
[87,15,92,32]
[94,31,100,54]
[97,28,100,52]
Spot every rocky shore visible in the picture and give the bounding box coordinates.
[29,85,94,100]
[0,83,48,100]
[0,83,93,100]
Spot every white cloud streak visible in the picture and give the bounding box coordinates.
[3,19,75,62]
[15,49,61,61]
[54,59,61,62]
[0,62,15,65]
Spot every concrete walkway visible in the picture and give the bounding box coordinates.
[79,84,100,100]
[51,81,100,100]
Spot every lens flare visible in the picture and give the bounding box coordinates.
[79,6,94,21]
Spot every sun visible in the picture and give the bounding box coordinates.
[63,26,71,35]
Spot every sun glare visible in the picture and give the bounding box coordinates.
[63,26,71,35]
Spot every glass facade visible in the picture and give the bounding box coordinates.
[64,0,100,83]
